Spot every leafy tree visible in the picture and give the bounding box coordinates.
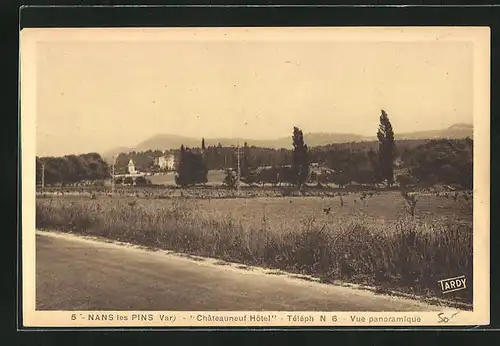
[291,126,310,187]
[36,152,110,186]
[115,153,130,174]
[36,157,43,186]
[396,173,416,189]
[332,172,350,188]
[377,109,396,187]
[407,139,472,189]
[316,169,332,185]
[268,167,281,186]
[241,169,259,185]
[366,149,381,182]
[309,171,318,183]
[279,166,294,185]
[352,169,376,185]
[79,153,110,180]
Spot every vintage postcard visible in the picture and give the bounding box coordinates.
[20,27,490,327]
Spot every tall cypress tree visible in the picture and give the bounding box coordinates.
[291,126,310,187]
[175,144,208,187]
[191,150,208,184]
[175,145,190,187]
[241,141,250,178]
[377,109,396,187]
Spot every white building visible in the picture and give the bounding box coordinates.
[156,154,175,171]
[128,159,137,174]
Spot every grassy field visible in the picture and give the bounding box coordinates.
[36,189,473,305]
[148,170,227,186]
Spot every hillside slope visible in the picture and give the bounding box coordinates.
[102,123,473,160]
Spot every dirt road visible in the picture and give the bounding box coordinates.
[36,231,443,311]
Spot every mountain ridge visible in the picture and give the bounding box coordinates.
[102,123,473,161]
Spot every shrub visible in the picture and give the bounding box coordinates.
[223,169,237,189]
[396,173,416,189]
[135,176,150,186]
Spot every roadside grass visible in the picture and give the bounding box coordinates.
[36,195,473,304]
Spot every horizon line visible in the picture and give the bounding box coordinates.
[37,135,473,159]
[135,122,473,146]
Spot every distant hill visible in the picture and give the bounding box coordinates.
[102,146,134,164]
[391,123,473,141]
[133,133,368,152]
[102,123,473,161]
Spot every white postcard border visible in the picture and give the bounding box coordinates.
[20,26,490,328]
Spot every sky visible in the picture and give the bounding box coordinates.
[33,28,474,156]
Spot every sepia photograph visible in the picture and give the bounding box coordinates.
[20,27,490,327]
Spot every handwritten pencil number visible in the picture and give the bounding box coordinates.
[438,312,459,323]
[438,313,449,323]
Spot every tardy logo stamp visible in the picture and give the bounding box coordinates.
[438,275,467,294]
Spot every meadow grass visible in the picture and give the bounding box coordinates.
[36,193,473,304]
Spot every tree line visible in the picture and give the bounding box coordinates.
[111,135,432,175]
[176,110,394,188]
[36,110,473,190]
[36,153,110,186]
[176,110,472,190]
